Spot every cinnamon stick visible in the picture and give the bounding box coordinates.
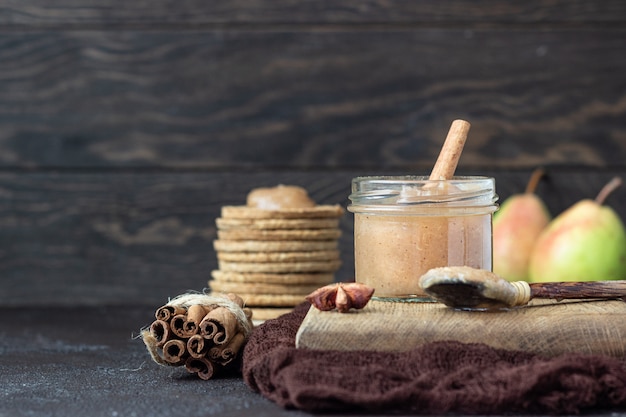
[155,305,186,322]
[142,292,255,380]
[149,319,171,348]
[162,339,187,365]
[185,357,216,381]
[429,119,470,181]
[170,313,188,339]
[181,304,212,337]
[413,119,471,295]
[187,334,208,358]
[208,332,246,366]
[199,306,238,345]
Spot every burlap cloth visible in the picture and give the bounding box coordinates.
[242,302,626,414]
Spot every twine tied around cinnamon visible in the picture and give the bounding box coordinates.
[141,292,253,380]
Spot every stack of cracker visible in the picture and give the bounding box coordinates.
[210,185,344,323]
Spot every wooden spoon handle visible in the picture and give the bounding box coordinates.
[429,119,470,181]
[530,281,626,300]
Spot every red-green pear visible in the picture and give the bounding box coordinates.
[528,177,626,282]
[493,169,551,281]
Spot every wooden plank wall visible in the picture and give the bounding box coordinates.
[1,1,625,306]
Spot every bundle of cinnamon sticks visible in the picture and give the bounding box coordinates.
[142,292,253,380]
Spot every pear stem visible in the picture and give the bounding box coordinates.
[524,168,546,194]
[595,177,622,205]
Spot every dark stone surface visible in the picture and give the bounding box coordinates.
[0,306,312,417]
[2,306,626,417]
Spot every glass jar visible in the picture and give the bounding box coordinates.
[348,176,498,301]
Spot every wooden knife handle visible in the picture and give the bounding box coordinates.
[530,280,626,300]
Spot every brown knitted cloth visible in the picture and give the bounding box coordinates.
[242,303,626,414]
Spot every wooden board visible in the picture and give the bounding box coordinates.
[295,299,626,358]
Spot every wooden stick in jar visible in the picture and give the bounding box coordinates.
[429,119,470,181]
[410,120,470,295]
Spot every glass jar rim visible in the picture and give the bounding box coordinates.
[351,174,493,184]
[348,175,498,213]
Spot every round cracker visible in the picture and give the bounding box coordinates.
[250,307,294,322]
[214,239,338,253]
[209,280,320,295]
[221,205,344,219]
[217,228,341,241]
[211,270,335,285]
[216,250,339,263]
[218,259,342,273]
[235,293,307,307]
[216,217,339,230]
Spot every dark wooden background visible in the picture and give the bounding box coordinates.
[1,1,625,307]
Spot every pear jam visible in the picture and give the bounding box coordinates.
[348,176,498,300]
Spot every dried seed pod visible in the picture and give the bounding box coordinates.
[306,282,374,313]
[306,284,339,311]
[340,283,375,310]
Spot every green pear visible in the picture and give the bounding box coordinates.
[528,177,626,282]
[493,168,551,281]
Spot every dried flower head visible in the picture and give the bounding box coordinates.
[306,282,375,313]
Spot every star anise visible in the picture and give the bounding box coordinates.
[306,282,375,313]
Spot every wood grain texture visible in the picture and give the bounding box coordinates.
[295,298,626,357]
[0,171,353,306]
[0,169,624,306]
[0,29,625,169]
[1,1,624,26]
[1,1,626,307]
